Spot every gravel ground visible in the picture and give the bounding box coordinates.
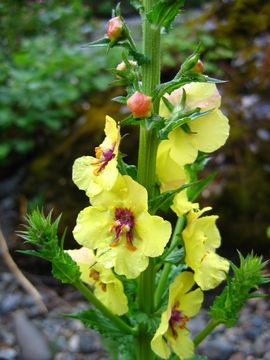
[0,269,269,360]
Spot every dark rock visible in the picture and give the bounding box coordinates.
[202,338,235,360]
[0,293,22,314]
[13,310,51,360]
[79,331,101,354]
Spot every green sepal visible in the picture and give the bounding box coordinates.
[87,37,110,47]
[112,96,127,104]
[121,114,143,126]
[209,252,270,327]
[148,182,196,213]
[146,0,185,32]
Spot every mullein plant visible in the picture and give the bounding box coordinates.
[19,1,269,359]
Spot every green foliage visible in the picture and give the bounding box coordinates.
[0,1,120,166]
[147,0,185,32]
[161,13,234,76]
[210,252,270,327]
[67,309,135,359]
[18,209,81,284]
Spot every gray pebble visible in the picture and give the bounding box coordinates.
[202,337,235,360]
[0,348,17,360]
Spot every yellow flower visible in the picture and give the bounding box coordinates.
[156,144,198,215]
[151,272,203,359]
[72,115,120,197]
[158,82,230,166]
[182,207,230,290]
[73,175,171,279]
[66,247,128,315]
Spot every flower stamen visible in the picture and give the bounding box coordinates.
[110,208,136,251]
[169,303,189,338]
[92,145,116,175]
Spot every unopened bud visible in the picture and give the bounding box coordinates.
[116,60,137,72]
[127,91,152,118]
[107,16,124,41]
[193,59,204,73]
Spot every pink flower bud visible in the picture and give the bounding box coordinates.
[127,91,152,118]
[107,16,123,41]
[193,59,204,73]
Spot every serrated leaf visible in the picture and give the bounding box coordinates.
[66,308,126,339]
[147,0,185,32]
[51,251,81,284]
[121,115,143,126]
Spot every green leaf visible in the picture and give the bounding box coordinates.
[149,182,196,213]
[87,38,110,47]
[66,308,127,339]
[121,114,143,126]
[188,171,217,202]
[51,251,81,284]
[117,157,137,180]
[162,247,184,264]
[147,0,185,32]
[130,0,144,11]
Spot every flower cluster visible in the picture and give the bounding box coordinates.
[71,116,171,280]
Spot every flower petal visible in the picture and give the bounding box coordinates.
[168,328,194,360]
[190,109,229,153]
[157,147,188,192]
[195,252,230,290]
[151,310,171,359]
[136,211,171,257]
[171,190,199,216]
[179,288,203,317]
[73,206,111,250]
[169,128,198,166]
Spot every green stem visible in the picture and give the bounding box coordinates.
[74,280,137,336]
[154,216,185,309]
[193,319,221,347]
[136,0,161,358]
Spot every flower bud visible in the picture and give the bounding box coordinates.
[116,60,137,72]
[193,59,204,73]
[127,91,152,118]
[107,16,123,41]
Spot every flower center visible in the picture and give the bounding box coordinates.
[92,145,115,175]
[169,303,189,337]
[110,208,136,251]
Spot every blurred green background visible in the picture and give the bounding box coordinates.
[1,0,270,263]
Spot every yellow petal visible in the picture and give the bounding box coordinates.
[183,82,221,111]
[194,216,221,249]
[94,277,128,315]
[171,190,199,216]
[97,245,149,279]
[157,146,188,192]
[167,328,194,360]
[65,247,96,285]
[151,310,171,359]
[190,109,230,153]
[169,127,198,166]
[179,288,204,317]
[195,252,230,290]
[136,211,171,257]
[169,272,195,305]
[102,115,120,151]
[73,206,111,250]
